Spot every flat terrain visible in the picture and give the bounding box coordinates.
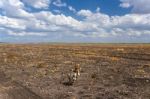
[0,44,150,99]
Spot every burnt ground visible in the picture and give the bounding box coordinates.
[0,44,150,99]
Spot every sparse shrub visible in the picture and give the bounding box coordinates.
[36,62,46,68]
[111,57,120,61]
[91,72,98,79]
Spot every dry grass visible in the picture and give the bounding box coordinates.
[0,44,150,99]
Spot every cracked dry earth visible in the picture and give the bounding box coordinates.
[0,44,150,99]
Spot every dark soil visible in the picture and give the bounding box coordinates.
[0,44,150,99]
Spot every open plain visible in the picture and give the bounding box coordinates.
[0,44,150,99]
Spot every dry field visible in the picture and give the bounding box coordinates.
[0,44,150,99]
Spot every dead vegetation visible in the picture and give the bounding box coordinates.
[0,44,150,99]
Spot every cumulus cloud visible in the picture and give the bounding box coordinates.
[0,15,26,30]
[120,2,130,8]
[120,0,150,14]
[0,0,33,18]
[53,9,61,14]
[34,11,81,27]
[8,31,47,36]
[68,6,76,13]
[77,10,93,17]
[22,0,51,9]
[96,7,100,12]
[77,9,150,38]
[53,0,67,7]
[0,0,150,42]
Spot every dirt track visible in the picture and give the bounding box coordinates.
[0,44,150,99]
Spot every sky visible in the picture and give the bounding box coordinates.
[0,0,150,43]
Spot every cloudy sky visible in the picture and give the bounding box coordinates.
[0,0,150,43]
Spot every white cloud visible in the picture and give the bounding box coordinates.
[8,31,47,36]
[77,10,93,17]
[96,7,100,12]
[76,9,150,38]
[0,0,24,8]
[53,0,67,7]
[120,0,150,14]
[120,2,130,8]
[22,0,51,9]
[0,0,33,18]
[0,15,26,30]
[34,11,81,27]
[68,6,76,13]
[53,9,61,14]
[0,0,150,42]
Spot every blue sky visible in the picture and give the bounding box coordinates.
[0,0,150,43]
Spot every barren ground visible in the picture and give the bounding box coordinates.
[0,44,150,99]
